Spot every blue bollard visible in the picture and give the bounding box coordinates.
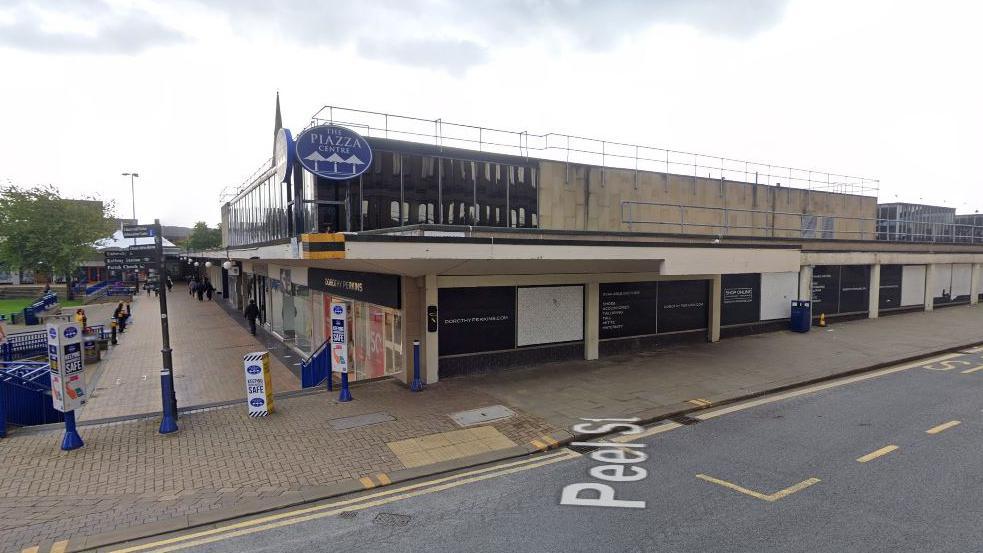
[159,370,178,434]
[410,340,424,392]
[338,371,352,402]
[61,410,84,450]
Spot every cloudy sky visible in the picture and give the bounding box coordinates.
[1,0,981,226]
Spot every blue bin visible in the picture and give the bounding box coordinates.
[790,300,811,332]
[21,307,38,326]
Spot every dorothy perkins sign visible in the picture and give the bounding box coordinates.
[308,268,400,309]
[295,125,373,180]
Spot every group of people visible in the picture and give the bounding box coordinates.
[188,277,216,301]
[144,276,174,297]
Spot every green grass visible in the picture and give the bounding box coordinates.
[0,297,84,317]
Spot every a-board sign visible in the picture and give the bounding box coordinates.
[243,351,275,416]
[47,322,86,412]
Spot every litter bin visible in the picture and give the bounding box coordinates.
[22,307,38,326]
[790,300,811,332]
[84,337,101,364]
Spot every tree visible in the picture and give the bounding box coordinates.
[0,185,116,291]
[186,221,222,251]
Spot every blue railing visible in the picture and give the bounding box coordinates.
[1,329,48,361]
[0,361,64,435]
[1,324,107,362]
[85,281,112,295]
[107,284,135,297]
[300,340,332,388]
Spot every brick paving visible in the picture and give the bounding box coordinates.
[3,287,559,551]
[79,291,300,421]
[3,291,980,551]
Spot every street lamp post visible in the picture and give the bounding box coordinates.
[121,172,139,221]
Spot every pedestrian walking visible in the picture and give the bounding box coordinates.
[166,277,173,292]
[113,302,127,333]
[189,279,197,296]
[196,281,205,301]
[244,299,260,335]
[205,279,214,301]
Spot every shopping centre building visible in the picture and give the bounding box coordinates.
[194,102,983,387]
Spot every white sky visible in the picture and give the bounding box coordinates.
[1,0,981,227]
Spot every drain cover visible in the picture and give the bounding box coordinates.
[328,412,395,430]
[669,415,702,426]
[338,511,357,519]
[449,405,515,427]
[373,512,411,527]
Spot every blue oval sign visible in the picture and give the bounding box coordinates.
[246,365,262,375]
[332,305,343,315]
[64,326,78,339]
[250,397,265,407]
[295,125,373,180]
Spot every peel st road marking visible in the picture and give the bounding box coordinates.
[697,353,963,421]
[695,474,821,502]
[109,450,580,553]
[960,364,983,374]
[856,445,899,463]
[611,421,683,443]
[687,398,712,407]
[923,360,972,371]
[926,420,961,434]
[50,541,69,553]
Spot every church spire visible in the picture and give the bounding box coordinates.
[273,91,283,135]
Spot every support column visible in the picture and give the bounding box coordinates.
[924,264,935,312]
[971,264,981,305]
[868,263,880,319]
[585,281,599,360]
[708,275,721,343]
[798,265,813,316]
[424,273,439,384]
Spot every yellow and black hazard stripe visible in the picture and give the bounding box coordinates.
[301,233,346,259]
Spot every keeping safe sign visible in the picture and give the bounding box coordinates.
[46,322,86,412]
[243,351,275,417]
[330,302,349,374]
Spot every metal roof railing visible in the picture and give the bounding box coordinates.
[223,106,881,205]
[306,106,880,197]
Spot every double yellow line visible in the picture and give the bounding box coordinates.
[111,449,580,553]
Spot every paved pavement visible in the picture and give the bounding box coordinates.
[79,291,300,421]
[456,304,983,429]
[166,346,983,553]
[3,300,982,552]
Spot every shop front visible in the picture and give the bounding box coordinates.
[309,268,404,382]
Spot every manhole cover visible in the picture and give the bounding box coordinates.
[328,412,395,430]
[449,405,515,427]
[373,512,411,527]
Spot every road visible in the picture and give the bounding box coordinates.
[107,348,983,553]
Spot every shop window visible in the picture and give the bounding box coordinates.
[393,154,401,175]
[390,201,400,223]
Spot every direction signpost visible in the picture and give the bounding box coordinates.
[122,224,157,238]
[150,219,178,434]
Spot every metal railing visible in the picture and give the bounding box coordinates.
[300,339,332,389]
[223,106,880,203]
[621,200,983,243]
[303,106,879,197]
